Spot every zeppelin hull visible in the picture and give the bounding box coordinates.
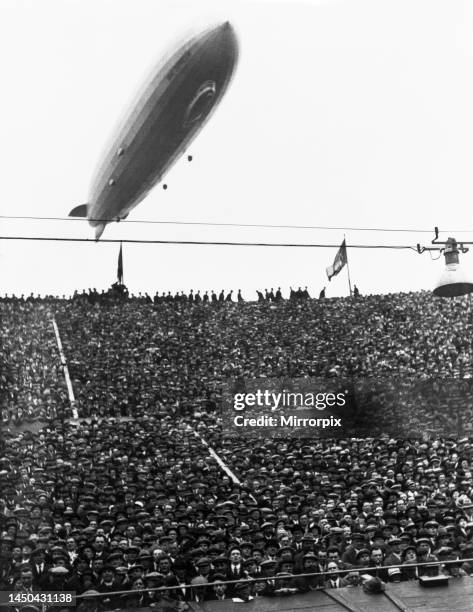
[88,22,238,228]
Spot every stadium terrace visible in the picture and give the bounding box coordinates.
[1,288,473,610]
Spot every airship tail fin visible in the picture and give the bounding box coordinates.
[69,204,88,217]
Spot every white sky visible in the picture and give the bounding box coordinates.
[1,0,473,298]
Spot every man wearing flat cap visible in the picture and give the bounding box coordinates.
[39,565,70,592]
[416,538,439,577]
[205,573,230,601]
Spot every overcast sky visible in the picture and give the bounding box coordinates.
[1,0,473,299]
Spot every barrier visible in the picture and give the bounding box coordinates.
[71,556,473,611]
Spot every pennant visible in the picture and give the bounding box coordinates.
[117,242,124,284]
[326,240,347,281]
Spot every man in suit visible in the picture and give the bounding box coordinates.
[227,548,246,580]
[293,535,317,569]
[65,537,79,565]
[325,562,343,588]
[172,560,193,601]
[384,537,403,573]
[227,548,248,597]
[92,535,108,561]
[31,549,49,588]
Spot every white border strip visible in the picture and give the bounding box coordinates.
[189,426,240,484]
[51,317,78,420]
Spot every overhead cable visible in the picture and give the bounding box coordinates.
[0,235,419,250]
[0,214,469,234]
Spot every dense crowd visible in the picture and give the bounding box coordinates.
[2,289,473,425]
[2,289,473,609]
[1,284,315,305]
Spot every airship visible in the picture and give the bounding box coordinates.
[69,22,238,239]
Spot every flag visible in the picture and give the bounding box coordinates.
[326,240,347,281]
[117,242,123,284]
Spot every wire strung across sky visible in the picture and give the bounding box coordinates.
[0,235,419,249]
[0,214,468,234]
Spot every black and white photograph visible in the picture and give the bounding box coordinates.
[2,0,473,610]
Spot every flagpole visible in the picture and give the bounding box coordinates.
[344,234,353,297]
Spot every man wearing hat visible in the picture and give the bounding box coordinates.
[191,575,210,603]
[170,560,193,601]
[141,572,175,607]
[256,559,278,595]
[416,538,439,577]
[355,548,371,569]
[293,535,316,567]
[31,548,49,588]
[39,565,70,592]
[205,573,230,601]
[97,564,119,592]
[294,552,324,591]
[384,537,403,580]
[96,565,120,609]
[242,556,261,577]
[273,572,299,596]
[263,540,278,561]
[341,531,366,567]
[232,579,254,603]
[194,557,212,583]
[119,590,144,609]
[401,545,418,581]
[76,590,100,612]
[64,556,90,592]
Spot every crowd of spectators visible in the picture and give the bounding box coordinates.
[2,288,473,609]
[0,302,69,426]
[2,287,473,425]
[0,284,324,306]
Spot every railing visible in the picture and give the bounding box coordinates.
[74,556,473,602]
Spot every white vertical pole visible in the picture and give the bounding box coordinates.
[51,317,78,420]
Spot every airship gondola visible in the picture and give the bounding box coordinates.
[69,22,238,239]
